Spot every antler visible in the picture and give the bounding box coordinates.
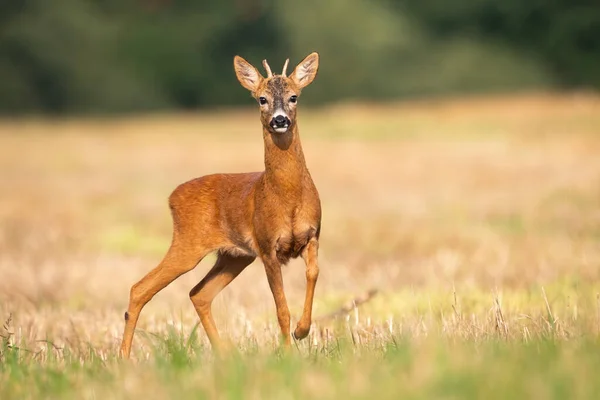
[281,58,290,77]
[262,59,273,78]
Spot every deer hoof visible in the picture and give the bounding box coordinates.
[293,324,310,340]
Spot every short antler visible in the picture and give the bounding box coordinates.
[262,59,273,78]
[281,58,290,77]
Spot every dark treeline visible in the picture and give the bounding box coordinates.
[1,0,598,114]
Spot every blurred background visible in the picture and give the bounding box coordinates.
[1,0,599,115]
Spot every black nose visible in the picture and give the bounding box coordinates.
[273,115,287,127]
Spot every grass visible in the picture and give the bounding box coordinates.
[3,327,600,399]
[1,92,600,398]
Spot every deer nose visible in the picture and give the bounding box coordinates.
[273,115,288,127]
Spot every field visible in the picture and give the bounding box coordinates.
[1,93,600,399]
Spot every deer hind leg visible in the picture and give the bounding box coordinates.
[120,237,208,359]
[294,238,319,340]
[263,255,292,347]
[189,252,255,351]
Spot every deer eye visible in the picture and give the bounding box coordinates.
[259,97,268,105]
[289,95,297,103]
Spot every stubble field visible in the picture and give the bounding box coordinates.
[1,93,600,399]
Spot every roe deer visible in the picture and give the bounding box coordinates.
[119,52,321,358]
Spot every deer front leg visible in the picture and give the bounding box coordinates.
[263,256,291,347]
[294,238,319,340]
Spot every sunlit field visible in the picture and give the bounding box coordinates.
[1,93,600,399]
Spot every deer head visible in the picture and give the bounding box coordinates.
[234,52,319,135]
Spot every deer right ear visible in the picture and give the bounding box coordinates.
[234,56,263,92]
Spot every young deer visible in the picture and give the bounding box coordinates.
[119,53,321,358]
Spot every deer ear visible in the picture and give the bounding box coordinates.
[291,52,319,89]
[234,56,263,92]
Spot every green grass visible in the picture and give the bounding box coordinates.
[3,331,600,399]
[2,280,600,399]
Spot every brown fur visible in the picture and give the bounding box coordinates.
[119,53,321,358]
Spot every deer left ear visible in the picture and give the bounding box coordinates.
[291,52,319,89]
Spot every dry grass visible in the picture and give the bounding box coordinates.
[1,92,600,398]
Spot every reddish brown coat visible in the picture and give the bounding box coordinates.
[120,53,322,358]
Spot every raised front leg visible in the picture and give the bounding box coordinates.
[262,255,291,347]
[294,238,319,340]
[189,252,255,351]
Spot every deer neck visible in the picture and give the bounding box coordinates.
[262,124,307,193]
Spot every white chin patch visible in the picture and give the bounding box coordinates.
[274,127,289,133]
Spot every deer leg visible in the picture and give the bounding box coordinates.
[120,240,207,359]
[293,238,319,340]
[189,252,255,350]
[263,256,291,347]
